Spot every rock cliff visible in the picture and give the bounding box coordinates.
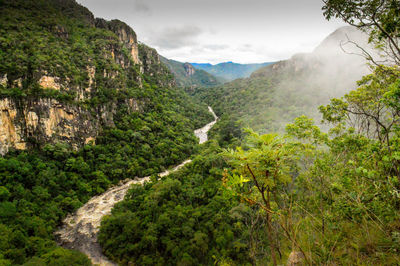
[0,98,104,154]
[160,57,220,88]
[95,18,140,65]
[0,0,174,155]
[183,63,196,76]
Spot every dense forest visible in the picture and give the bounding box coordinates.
[0,0,399,265]
[0,0,213,264]
[100,0,400,265]
[191,62,274,82]
[190,26,370,133]
[160,57,221,88]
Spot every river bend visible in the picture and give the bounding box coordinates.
[55,106,218,265]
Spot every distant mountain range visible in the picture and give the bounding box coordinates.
[191,61,275,81]
[160,57,221,88]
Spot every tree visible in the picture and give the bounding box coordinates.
[223,130,310,265]
[322,0,400,64]
[319,65,400,180]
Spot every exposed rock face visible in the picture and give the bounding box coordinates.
[0,1,176,155]
[0,98,105,155]
[0,99,23,154]
[0,74,8,87]
[95,19,140,65]
[39,76,62,91]
[183,63,196,76]
[0,58,126,154]
[139,44,175,88]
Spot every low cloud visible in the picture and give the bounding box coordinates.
[134,0,150,14]
[202,44,229,50]
[235,44,256,52]
[151,25,203,50]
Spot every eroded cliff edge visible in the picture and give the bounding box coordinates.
[0,0,173,155]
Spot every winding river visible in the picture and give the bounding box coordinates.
[55,106,218,266]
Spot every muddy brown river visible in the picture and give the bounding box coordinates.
[55,107,218,265]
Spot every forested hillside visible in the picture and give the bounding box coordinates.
[0,0,213,264]
[191,61,274,82]
[192,26,371,133]
[0,0,399,265]
[100,1,400,265]
[160,57,221,88]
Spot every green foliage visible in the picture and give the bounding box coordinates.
[191,62,274,82]
[1,0,399,265]
[0,0,144,106]
[223,130,305,265]
[208,114,243,147]
[160,57,221,88]
[0,0,215,264]
[220,65,400,264]
[190,51,363,133]
[0,72,213,265]
[322,0,400,64]
[98,143,253,265]
[24,248,91,266]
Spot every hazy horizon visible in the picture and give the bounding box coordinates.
[77,0,346,64]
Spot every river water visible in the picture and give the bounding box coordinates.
[55,106,218,266]
[194,106,218,144]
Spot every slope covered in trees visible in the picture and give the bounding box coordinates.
[0,0,213,264]
[192,26,372,133]
[101,65,400,266]
[1,0,399,265]
[191,61,274,82]
[99,1,400,265]
[160,57,221,88]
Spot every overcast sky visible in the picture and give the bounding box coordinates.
[77,0,346,64]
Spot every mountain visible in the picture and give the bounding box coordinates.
[191,61,275,82]
[0,0,214,154]
[192,26,372,133]
[160,57,221,88]
[0,0,213,264]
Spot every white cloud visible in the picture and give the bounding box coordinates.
[149,25,203,50]
[78,0,347,63]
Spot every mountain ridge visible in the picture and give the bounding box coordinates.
[160,57,221,88]
[0,2,214,264]
[191,61,275,81]
[192,26,372,132]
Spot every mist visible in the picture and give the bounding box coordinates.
[193,26,375,133]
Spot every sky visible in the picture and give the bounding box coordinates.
[77,0,346,64]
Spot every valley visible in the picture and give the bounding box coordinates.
[55,107,218,266]
[0,0,399,265]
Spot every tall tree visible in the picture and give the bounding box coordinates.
[322,0,400,64]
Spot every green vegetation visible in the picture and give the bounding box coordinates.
[0,0,134,105]
[99,142,254,265]
[99,2,400,265]
[191,62,274,82]
[0,0,399,265]
[160,57,221,88]
[191,43,372,133]
[0,85,212,264]
[0,0,213,264]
